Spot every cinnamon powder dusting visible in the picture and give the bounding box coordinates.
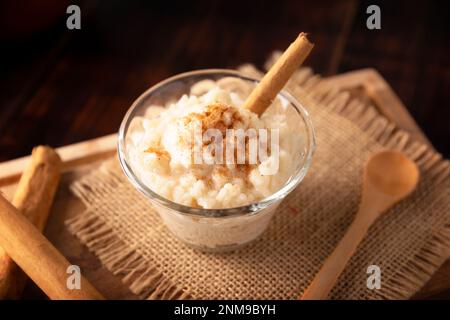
[146,103,261,185]
[183,103,243,134]
[144,146,170,159]
[185,103,257,183]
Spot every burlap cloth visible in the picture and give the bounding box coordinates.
[66,55,450,299]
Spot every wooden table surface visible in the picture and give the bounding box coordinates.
[0,0,449,299]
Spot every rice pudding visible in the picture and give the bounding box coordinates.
[127,81,303,209]
[121,73,314,251]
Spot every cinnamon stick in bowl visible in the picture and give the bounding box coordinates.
[243,32,314,115]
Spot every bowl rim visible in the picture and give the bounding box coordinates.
[117,69,316,218]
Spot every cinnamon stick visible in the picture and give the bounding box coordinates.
[0,193,104,299]
[242,32,314,115]
[0,146,103,299]
[0,146,62,299]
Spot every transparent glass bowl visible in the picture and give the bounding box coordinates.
[118,69,316,251]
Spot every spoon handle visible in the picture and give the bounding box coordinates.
[300,215,372,300]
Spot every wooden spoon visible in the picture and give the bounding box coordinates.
[301,150,419,300]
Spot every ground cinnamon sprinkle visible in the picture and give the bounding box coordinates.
[184,102,242,135]
[145,103,269,180]
[144,146,170,160]
[178,102,257,181]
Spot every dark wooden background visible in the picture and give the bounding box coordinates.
[0,0,449,161]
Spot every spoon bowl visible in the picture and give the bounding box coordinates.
[366,150,419,197]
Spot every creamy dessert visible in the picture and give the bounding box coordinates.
[127,79,303,209]
[123,76,309,250]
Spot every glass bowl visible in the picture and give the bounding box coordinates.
[118,69,315,251]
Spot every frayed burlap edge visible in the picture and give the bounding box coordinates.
[66,57,450,300]
[66,165,191,300]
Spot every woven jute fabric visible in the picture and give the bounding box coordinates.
[66,56,450,300]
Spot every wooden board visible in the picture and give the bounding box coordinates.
[0,68,447,299]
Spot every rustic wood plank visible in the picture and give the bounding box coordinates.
[326,0,358,75]
[323,69,433,146]
[0,134,116,187]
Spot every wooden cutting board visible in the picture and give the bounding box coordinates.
[0,68,447,299]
